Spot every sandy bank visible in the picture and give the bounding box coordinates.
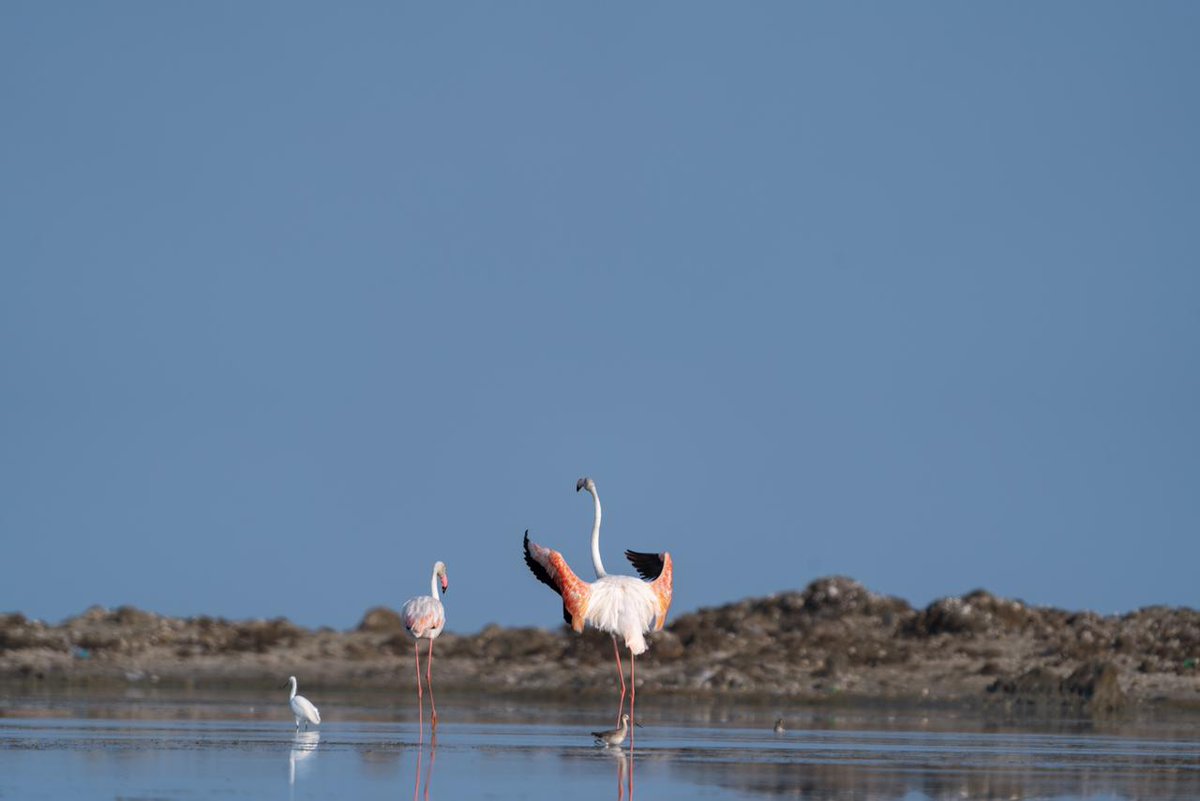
[2,577,1196,713]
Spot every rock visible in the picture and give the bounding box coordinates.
[477,626,564,660]
[800,577,873,617]
[0,612,28,628]
[75,605,110,623]
[988,666,1061,698]
[0,614,69,653]
[910,597,988,636]
[111,606,159,628]
[0,579,1194,708]
[813,653,847,679]
[230,618,303,653]
[357,606,406,633]
[648,630,685,660]
[1062,661,1126,713]
[905,590,1037,637]
[1112,606,1200,674]
[987,661,1126,715]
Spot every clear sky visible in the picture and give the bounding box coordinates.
[2,3,1197,633]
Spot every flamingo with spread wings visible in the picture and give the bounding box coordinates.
[523,477,673,727]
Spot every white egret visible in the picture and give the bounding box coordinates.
[285,675,321,731]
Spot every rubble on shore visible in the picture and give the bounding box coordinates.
[2,577,1196,712]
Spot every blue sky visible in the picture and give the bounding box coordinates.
[2,3,1197,633]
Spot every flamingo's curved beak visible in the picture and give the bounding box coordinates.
[441,576,449,594]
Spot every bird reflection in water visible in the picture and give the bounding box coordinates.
[412,731,437,801]
[288,730,320,788]
[605,744,633,800]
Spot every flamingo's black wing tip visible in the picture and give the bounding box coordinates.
[624,549,665,581]
[524,531,562,595]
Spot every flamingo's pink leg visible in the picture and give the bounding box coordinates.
[414,640,424,730]
[427,637,438,727]
[612,636,627,724]
[630,651,636,748]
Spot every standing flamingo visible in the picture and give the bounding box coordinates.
[402,561,449,728]
[523,477,673,729]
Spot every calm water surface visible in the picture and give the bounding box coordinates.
[0,688,1196,800]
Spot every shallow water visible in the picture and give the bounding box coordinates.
[0,690,1196,799]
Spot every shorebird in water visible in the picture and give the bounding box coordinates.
[592,714,631,747]
[773,718,785,734]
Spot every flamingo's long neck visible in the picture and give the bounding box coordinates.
[289,678,297,700]
[589,488,607,578]
[429,567,441,600]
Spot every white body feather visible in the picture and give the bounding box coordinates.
[401,595,446,641]
[290,694,321,726]
[585,574,659,655]
[287,676,321,728]
[402,561,448,641]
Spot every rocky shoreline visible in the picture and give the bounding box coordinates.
[2,577,1197,714]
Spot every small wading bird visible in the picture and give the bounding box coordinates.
[402,561,449,727]
[285,675,321,731]
[592,713,631,747]
[523,477,673,728]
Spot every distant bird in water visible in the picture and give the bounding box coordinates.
[773,718,785,734]
[592,713,631,747]
[402,561,449,727]
[524,477,673,728]
[286,675,321,731]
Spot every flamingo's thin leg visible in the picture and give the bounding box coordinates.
[427,637,438,727]
[629,651,636,749]
[612,636,627,724]
[628,675,636,799]
[414,640,424,730]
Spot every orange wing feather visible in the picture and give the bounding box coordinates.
[523,531,592,632]
[650,552,673,630]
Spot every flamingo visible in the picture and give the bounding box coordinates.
[402,561,449,728]
[285,675,321,731]
[523,476,673,728]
